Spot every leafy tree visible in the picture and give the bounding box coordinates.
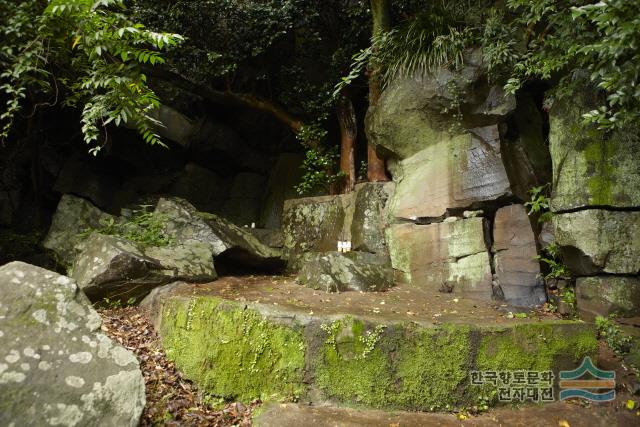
[0,0,182,154]
[497,0,640,130]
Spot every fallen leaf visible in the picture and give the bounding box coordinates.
[559,420,570,427]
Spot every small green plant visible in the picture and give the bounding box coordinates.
[525,184,552,223]
[357,325,386,360]
[295,124,345,195]
[79,205,173,247]
[596,314,632,354]
[537,243,570,280]
[99,296,136,309]
[559,287,576,307]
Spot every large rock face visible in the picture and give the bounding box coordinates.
[500,93,552,202]
[548,83,640,321]
[43,195,115,266]
[297,251,393,293]
[549,88,640,211]
[0,262,145,426]
[492,205,545,307]
[576,276,640,321]
[220,173,266,226]
[167,163,230,212]
[386,218,493,300]
[552,210,640,275]
[387,127,512,220]
[366,50,514,160]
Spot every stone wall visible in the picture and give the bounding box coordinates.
[549,83,640,320]
[355,55,548,307]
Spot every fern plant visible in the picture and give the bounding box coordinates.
[333,2,477,94]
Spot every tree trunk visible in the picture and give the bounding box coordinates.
[336,95,357,193]
[367,0,390,182]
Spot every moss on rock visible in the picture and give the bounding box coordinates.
[477,323,598,372]
[157,294,597,411]
[160,297,306,401]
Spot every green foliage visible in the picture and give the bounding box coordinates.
[559,287,576,308]
[335,1,480,92]
[0,0,182,153]
[80,206,173,247]
[374,17,474,86]
[596,314,632,354]
[295,143,344,196]
[99,296,137,309]
[492,0,640,130]
[525,184,552,223]
[537,242,570,280]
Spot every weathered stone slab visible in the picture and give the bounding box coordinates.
[351,182,393,255]
[492,204,545,307]
[387,218,492,299]
[152,280,596,412]
[0,262,145,426]
[282,194,350,270]
[70,233,173,303]
[156,198,283,271]
[43,194,115,266]
[576,276,640,321]
[297,251,393,293]
[553,210,640,275]
[549,86,640,211]
[388,127,511,220]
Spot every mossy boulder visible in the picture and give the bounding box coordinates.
[552,210,640,275]
[283,184,393,270]
[576,276,640,321]
[43,194,115,266]
[297,251,393,293]
[282,195,350,270]
[154,287,597,411]
[365,51,515,161]
[0,262,145,426]
[549,86,640,211]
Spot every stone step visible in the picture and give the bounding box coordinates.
[253,401,636,427]
[147,276,597,412]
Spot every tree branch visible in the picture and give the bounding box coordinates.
[141,65,304,133]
